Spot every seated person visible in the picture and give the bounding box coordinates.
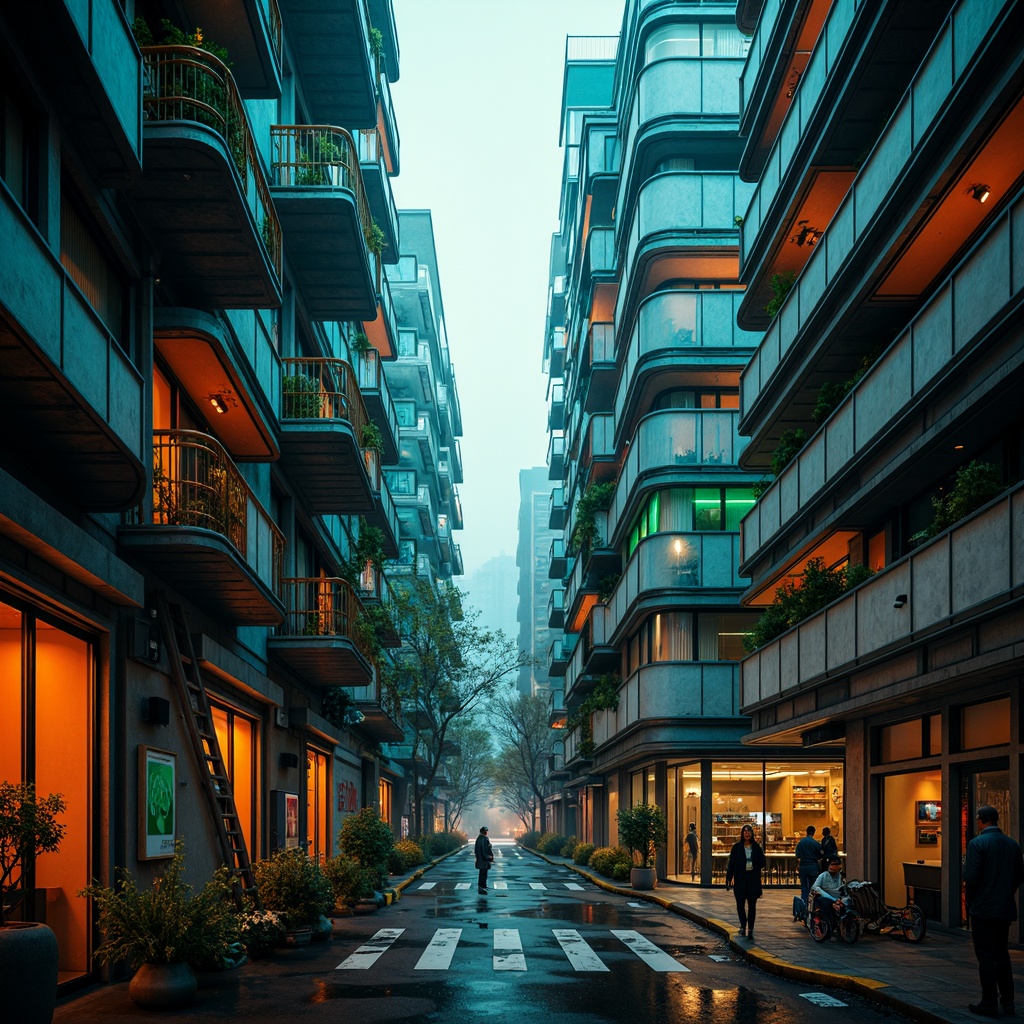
[809,856,844,916]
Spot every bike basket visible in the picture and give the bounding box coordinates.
[846,880,886,919]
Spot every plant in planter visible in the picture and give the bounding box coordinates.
[0,781,67,1024]
[251,848,334,942]
[568,481,616,559]
[361,421,385,455]
[616,803,668,890]
[365,220,387,258]
[351,330,372,355]
[282,373,323,419]
[78,842,240,1010]
[764,269,796,318]
[926,459,1004,538]
[323,853,377,911]
[338,806,395,896]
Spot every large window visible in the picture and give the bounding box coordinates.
[211,702,259,861]
[306,747,330,862]
[626,487,757,556]
[645,22,749,62]
[626,610,759,671]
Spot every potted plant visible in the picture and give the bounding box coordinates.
[338,807,395,907]
[251,848,334,945]
[616,802,667,891]
[78,842,241,1010]
[0,781,67,1024]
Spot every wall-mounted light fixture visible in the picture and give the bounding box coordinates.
[969,183,991,204]
[893,593,908,609]
[279,752,300,769]
[209,394,229,415]
[141,695,171,726]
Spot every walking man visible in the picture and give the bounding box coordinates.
[964,805,1024,1017]
[475,825,494,893]
[794,825,821,915]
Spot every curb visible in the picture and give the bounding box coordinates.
[523,848,952,1024]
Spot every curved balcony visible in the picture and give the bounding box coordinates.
[549,487,567,530]
[270,125,378,320]
[356,349,400,465]
[607,531,745,627]
[547,588,565,629]
[608,409,747,540]
[357,127,400,264]
[614,290,760,428]
[135,47,281,308]
[579,322,616,415]
[268,576,372,687]
[278,357,374,515]
[119,430,285,624]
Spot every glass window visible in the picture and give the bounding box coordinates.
[394,401,417,427]
[702,24,750,57]
[880,718,923,762]
[306,747,330,863]
[724,489,755,530]
[693,489,721,530]
[211,702,258,860]
[385,469,416,495]
[961,697,1011,750]
[396,329,418,357]
[646,23,699,61]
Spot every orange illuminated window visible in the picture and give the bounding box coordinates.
[306,748,330,862]
[211,703,258,860]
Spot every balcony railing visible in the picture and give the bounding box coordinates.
[280,357,368,437]
[148,429,284,586]
[277,576,363,646]
[141,46,281,278]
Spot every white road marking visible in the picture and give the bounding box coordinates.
[611,930,690,972]
[553,929,609,972]
[414,928,462,970]
[708,954,733,962]
[530,883,547,890]
[336,928,404,970]
[627,902,645,907]
[565,882,585,890]
[493,881,508,889]
[493,928,526,971]
[455,883,471,890]
[800,993,848,1007]
[417,882,436,890]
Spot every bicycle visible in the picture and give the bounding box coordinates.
[845,879,927,942]
[808,885,861,944]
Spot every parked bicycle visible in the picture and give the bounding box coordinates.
[808,883,861,944]
[845,879,927,942]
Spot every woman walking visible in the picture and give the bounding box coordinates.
[725,823,767,941]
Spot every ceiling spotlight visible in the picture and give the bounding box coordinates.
[209,394,229,415]
[970,183,991,204]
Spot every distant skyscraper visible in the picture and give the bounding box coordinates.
[465,553,518,638]
[516,467,560,695]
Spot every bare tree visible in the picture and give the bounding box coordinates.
[442,719,494,832]
[491,690,554,831]
[491,746,538,831]
[385,578,528,835]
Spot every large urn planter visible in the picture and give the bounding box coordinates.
[0,922,59,1024]
[128,961,197,1010]
[629,867,658,891]
[281,926,313,947]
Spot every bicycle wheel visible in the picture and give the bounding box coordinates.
[899,904,926,942]
[809,910,831,943]
[838,912,860,944]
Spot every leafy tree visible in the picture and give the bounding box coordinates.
[441,719,495,832]
[384,578,529,835]
[490,691,555,829]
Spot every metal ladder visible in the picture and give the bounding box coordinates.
[155,592,260,905]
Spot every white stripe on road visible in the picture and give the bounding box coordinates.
[611,930,690,972]
[553,929,609,972]
[493,928,526,971]
[493,881,508,889]
[455,883,471,890]
[800,993,848,1007]
[336,928,404,970]
[565,882,585,890]
[627,902,644,907]
[530,883,547,890]
[414,928,462,970]
[417,882,436,890]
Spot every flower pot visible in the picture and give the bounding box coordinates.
[129,961,197,1010]
[281,927,312,947]
[630,866,658,891]
[0,922,58,1024]
[353,898,378,914]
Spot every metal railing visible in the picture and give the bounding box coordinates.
[277,576,362,645]
[146,429,284,588]
[280,357,369,440]
[140,46,281,279]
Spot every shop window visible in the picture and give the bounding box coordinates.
[211,702,258,859]
[306,748,330,862]
[960,697,1011,750]
[879,718,923,762]
[378,778,392,825]
[928,713,942,755]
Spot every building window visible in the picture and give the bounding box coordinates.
[626,610,759,672]
[306,747,330,862]
[394,401,417,427]
[626,487,757,556]
[211,702,259,860]
[645,22,749,63]
[379,778,392,824]
[960,697,1011,751]
[385,469,417,495]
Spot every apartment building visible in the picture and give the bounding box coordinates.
[0,0,462,993]
[544,2,843,883]
[734,0,1024,927]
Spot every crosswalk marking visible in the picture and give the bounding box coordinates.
[611,930,690,972]
[417,882,436,890]
[565,882,584,890]
[493,928,526,971]
[553,929,609,972]
[336,928,404,970]
[493,881,508,889]
[454,883,471,890]
[415,928,462,970]
[529,883,547,890]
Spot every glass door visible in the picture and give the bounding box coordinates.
[958,762,1011,928]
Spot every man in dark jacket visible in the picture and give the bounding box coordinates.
[964,805,1024,1017]
[474,826,494,893]
[794,825,821,913]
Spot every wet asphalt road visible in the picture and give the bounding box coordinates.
[319,840,913,1024]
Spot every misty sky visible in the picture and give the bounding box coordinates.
[389,0,625,578]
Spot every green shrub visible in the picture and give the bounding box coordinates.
[928,460,1004,537]
[394,838,425,867]
[764,270,796,318]
[537,832,566,855]
[338,807,395,889]
[589,846,631,878]
[387,846,406,874]
[282,373,323,418]
[518,831,542,850]
[770,428,808,477]
[616,803,668,867]
[237,906,286,959]
[573,843,596,866]
[612,861,631,881]
[252,848,334,927]
[323,853,376,906]
[414,831,466,858]
[560,835,578,858]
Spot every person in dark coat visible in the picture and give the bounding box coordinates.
[684,823,699,881]
[474,826,494,893]
[964,805,1024,1017]
[725,823,767,941]
[794,825,821,914]
[818,826,838,870]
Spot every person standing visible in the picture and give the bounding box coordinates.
[795,825,821,915]
[725,823,766,941]
[685,823,699,881]
[818,826,838,870]
[964,805,1024,1017]
[474,826,494,893]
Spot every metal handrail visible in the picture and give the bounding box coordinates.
[278,576,362,644]
[280,356,369,440]
[140,46,281,279]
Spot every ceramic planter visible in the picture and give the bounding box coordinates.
[128,961,197,1010]
[0,922,58,1024]
[630,866,658,890]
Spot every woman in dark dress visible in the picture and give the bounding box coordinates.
[725,823,767,941]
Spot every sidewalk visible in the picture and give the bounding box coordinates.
[534,849,1024,1024]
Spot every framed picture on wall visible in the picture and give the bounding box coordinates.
[916,800,941,823]
[917,829,939,846]
[285,792,300,849]
[139,746,176,860]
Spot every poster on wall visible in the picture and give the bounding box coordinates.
[139,746,176,860]
[285,792,300,849]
